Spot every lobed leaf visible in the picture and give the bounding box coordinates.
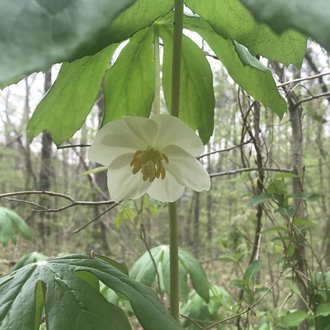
[11,252,47,271]
[0,254,181,330]
[27,45,117,145]
[185,17,287,118]
[184,0,307,67]
[161,27,215,144]
[239,0,330,52]
[0,0,134,88]
[102,28,155,124]
[108,0,174,45]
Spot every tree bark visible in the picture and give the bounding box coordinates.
[38,71,53,244]
[288,91,309,330]
[192,191,200,257]
[206,144,213,255]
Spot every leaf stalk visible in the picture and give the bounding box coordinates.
[169,0,184,322]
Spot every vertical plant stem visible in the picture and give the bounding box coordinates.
[153,24,161,115]
[168,0,184,322]
[168,202,179,320]
[170,0,184,118]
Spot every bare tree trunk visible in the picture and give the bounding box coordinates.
[89,93,111,254]
[184,196,194,247]
[23,78,38,189]
[323,165,330,265]
[236,102,264,329]
[305,49,330,266]
[288,92,309,330]
[206,144,213,255]
[249,102,264,265]
[315,118,330,265]
[38,71,53,245]
[192,191,200,257]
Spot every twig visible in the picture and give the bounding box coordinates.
[57,144,91,149]
[295,92,330,107]
[179,314,204,329]
[66,141,109,200]
[277,71,330,88]
[72,203,118,233]
[140,224,163,298]
[0,190,115,212]
[0,190,77,201]
[4,197,48,210]
[210,167,293,178]
[198,139,252,159]
[34,200,115,213]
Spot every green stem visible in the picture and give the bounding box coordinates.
[170,0,184,118]
[153,24,161,115]
[168,202,179,320]
[168,0,184,322]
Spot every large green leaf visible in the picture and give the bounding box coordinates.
[0,0,134,88]
[185,17,287,118]
[281,310,308,327]
[108,0,174,44]
[11,252,47,271]
[316,303,330,317]
[239,0,330,53]
[27,45,116,145]
[161,28,215,144]
[0,254,181,330]
[184,0,307,67]
[130,245,210,302]
[103,28,155,124]
[0,207,32,245]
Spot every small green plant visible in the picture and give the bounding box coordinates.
[0,207,32,245]
[0,254,180,330]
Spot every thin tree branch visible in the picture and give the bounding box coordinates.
[34,200,115,213]
[277,71,330,88]
[210,167,293,178]
[0,190,76,201]
[4,197,48,210]
[57,144,91,149]
[72,203,118,233]
[0,190,114,210]
[140,224,163,298]
[198,139,252,159]
[295,92,330,107]
[179,314,204,329]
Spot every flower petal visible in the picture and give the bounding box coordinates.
[89,117,156,165]
[151,114,204,156]
[163,145,211,192]
[107,153,151,202]
[147,171,185,202]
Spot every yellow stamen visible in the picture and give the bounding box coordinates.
[130,147,169,182]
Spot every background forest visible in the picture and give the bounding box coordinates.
[1,1,330,330]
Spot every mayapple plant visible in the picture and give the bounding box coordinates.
[0,0,330,329]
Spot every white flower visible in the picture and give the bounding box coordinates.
[89,114,211,202]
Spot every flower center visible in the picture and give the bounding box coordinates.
[130,147,169,182]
